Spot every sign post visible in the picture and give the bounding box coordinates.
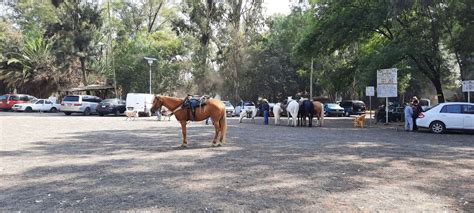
[366,86,375,126]
[377,68,398,124]
[462,80,474,103]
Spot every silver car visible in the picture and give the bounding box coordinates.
[222,101,235,117]
[61,95,102,115]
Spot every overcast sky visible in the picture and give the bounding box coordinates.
[263,0,292,16]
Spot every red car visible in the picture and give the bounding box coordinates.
[0,94,37,111]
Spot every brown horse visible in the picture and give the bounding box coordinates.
[312,101,324,127]
[150,96,227,147]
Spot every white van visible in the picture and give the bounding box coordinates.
[126,93,155,117]
[61,95,102,115]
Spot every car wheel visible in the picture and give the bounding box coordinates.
[50,107,57,113]
[345,112,350,117]
[114,109,120,116]
[83,108,91,116]
[430,121,446,134]
[64,112,72,115]
[25,107,33,112]
[99,113,104,116]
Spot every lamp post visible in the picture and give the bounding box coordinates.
[144,57,157,94]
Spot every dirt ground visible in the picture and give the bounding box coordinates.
[0,112,473,211]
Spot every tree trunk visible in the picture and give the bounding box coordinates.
[80,57,88,86]
[431,77,445,103]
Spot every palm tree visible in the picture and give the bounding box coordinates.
[0,35,73,97]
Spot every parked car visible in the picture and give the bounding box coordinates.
[324,103,345,117]
[416,102,474,134]
[236,101,256,118]
[12,99,60,112]
[419,98,431,111]
[340,100,366,116]
[376,105,404,123]
[61,95,102,115]
[97,98,126,116]
[222,101,235,117]
[0,94,37,111]
[126,93,154,117]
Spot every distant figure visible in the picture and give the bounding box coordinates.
[48,96,57,104]
[156,110,162,121]
[412,97,423,131]
[262,99,270,125]
[205,117,212,125]
[404,103,413,131]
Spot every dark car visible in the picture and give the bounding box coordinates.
[0,94,37,111]
[97,98,126,116]
[376,105,404,123]
[339,100,366,116]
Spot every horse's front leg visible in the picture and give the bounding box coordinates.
[180,121,188,147]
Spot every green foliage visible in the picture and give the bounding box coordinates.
[1,0,471,104]
[295,0,473,102]
[0,35,74,97]
[46,1,103,86]
[113,31,188,96]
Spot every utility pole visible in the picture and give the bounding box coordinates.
[107,0,117,98]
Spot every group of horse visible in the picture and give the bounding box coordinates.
[149,95,324,148]
[271,97,324,127]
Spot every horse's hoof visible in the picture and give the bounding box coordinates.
[180,144,188,148]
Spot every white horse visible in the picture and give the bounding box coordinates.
[286,98,299,127]
[239,106,257,123]
[273,103,283,125]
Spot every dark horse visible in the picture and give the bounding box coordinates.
[150,96,227,147]
[298,99,314,127]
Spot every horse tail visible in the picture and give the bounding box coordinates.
[219,114,228,143]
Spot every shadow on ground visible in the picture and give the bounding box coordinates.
[0,117,472,211]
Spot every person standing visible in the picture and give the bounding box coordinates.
[404,102,413,131]
[412,97,423,131]
[262,99,270,125]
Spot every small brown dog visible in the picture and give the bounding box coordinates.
[125,110,139,121]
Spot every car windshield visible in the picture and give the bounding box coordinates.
[327,104,339,108]
[224,102,232,107]
[244,102,254,106]
[9,95,20,101]
[63,96,80,102]
[0,95,6,101]
[102,99,118,104]
[340,102,352,107]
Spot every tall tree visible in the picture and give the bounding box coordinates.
[174,0,225,93]
[49,0,103,86]
[297,0,467,103]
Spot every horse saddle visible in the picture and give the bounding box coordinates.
[183,95,209,110]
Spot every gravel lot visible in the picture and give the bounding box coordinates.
[0,112,473,211]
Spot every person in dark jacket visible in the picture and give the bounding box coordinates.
[412,97,423,131]
[262,99,270,125]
